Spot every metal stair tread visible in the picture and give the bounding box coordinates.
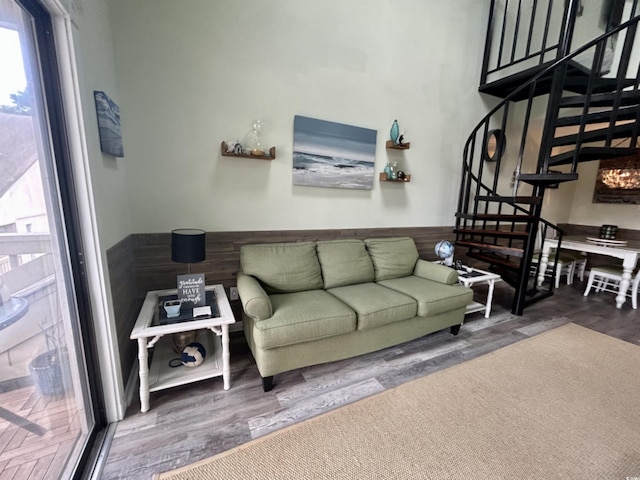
[475,195,542,205]
[466,251,520,271]
[558,89,640,108]
[454,228,529,239]
[456,240,524,257]
[553,105,640,127]
[456,212,536,222]
[552,122,637,146]
[549,147,640,166]
[518,172,578,186]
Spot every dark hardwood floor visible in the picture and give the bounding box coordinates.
[100,279,640,479]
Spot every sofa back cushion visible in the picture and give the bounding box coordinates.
[365,237,419,281]
[316,239,375,289]
[240,242,323,293]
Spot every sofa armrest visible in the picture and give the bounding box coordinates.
[237,273,273,321]
[413,259,459,285]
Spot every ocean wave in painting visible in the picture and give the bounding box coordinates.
[292,151,374,189]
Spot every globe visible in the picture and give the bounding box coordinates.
[435,240,455,266]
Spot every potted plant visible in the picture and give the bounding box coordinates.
[28,321,70,397]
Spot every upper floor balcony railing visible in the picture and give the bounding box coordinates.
[481,0,634,88]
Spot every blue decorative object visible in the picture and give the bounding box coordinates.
[435,240,455,266]
[384,162,393,179]
[390,120,400,145]
[181,342,206,367]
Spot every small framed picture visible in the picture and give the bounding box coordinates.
[94,90,124,157]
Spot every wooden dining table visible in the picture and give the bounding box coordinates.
[538,236,640,309]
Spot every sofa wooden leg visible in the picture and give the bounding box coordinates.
[450,324,461,336]
[262,376,274,392]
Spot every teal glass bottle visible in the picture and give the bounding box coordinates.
[384,162,392,179]
[390,120,400,145]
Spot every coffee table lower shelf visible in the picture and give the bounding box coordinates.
[148,330,222,393]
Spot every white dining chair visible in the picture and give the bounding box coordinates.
[583,265,640,309]
[531,251,576,288]
[560,250,587,282]
[531,227,576,288]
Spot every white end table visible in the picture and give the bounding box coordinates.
[456,266,502,318]
[130,284,235,412]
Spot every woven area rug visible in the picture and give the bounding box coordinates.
[154,324,640,479]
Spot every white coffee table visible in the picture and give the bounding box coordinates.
[456,266,502,318]
[130,284,235,412]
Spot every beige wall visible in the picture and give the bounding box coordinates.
[66,0,132,251]
[108,0,491,234]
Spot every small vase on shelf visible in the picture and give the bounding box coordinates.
[390,120,400,145]
[384,162,392,179]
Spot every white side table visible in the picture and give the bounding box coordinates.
[130,284,235,412]
[456,267,502,318]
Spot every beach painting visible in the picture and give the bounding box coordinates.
[293,115,377,190]
[94,90,124,157]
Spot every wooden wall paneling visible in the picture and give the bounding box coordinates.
[109,226,461,389]
[105,235,140,378]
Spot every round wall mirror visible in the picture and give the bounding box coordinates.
[483,129,506,162]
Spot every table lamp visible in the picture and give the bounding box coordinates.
[171,228,206,273]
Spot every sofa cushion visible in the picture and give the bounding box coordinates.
[240,242,323,293]
[365,237,419,281]
[317,239,375,289]
[252,290,357,349]
[378,276,473,317]
[327,283,417,331]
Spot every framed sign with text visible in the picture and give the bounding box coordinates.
[177,273,206,307]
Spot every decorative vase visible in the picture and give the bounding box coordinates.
[172,330,198,353]
[391,161,398,179]
[390,120,400,145]
[384,162,392,179]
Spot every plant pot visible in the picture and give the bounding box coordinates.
[29,348,69,396]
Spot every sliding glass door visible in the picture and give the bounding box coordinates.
[0,0,104,478]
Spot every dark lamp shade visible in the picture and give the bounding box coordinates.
[171,229,206,264]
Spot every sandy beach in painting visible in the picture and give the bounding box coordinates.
[293,151,374,189]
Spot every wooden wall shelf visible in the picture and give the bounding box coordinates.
[385,140,410,150]
[379,172,411,182]
[221,141,276,160]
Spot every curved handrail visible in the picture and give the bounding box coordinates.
[460,12,640,219]
[458,11,640,314]
[466,13,640,149]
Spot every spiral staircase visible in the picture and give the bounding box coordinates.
[455,0,640,315]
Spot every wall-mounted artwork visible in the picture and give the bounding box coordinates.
[94,91,124,157]
[593,155,640,204]
[293,115,377,190]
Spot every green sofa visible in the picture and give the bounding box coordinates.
[237,237,473,391]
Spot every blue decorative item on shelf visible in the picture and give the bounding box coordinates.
[384,162,393,179]
[435,240,455,266]
[390,120,400,145]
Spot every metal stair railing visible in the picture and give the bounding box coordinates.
[481,0,567,85]
[458,11,640,314]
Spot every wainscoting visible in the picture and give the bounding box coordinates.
[106,226,457,390]
[106,224,640,400]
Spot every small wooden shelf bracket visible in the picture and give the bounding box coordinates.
[221,141,276,160]
[385,140,410,150]
[379,172,411,182]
